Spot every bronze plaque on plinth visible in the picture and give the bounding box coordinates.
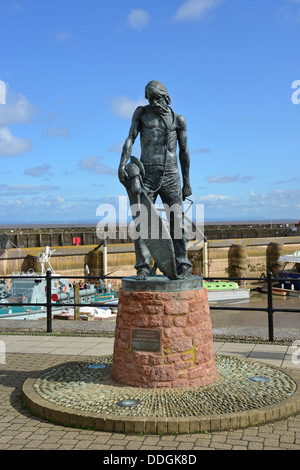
[131,328,161,352]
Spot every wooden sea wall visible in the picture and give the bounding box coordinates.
[1,236,300,283]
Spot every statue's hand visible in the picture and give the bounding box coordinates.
[182,182,192,201]
[131,176,142,195]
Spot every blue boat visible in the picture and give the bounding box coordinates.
[277,251,300,293]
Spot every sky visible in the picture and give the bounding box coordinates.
[0,0,300,225]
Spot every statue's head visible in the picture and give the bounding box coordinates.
[145,80,171,114]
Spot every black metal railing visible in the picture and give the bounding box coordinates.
[0,271,299,342]
[205,272,299,342]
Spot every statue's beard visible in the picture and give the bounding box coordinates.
[151,102,169,115]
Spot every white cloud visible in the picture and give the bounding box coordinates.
[249,189,266,204]
[0,194,67,222]
[172,0,223,22]
[270,188,300,200]
[192,190,300,220]
[196,194,237,203]
[193,194,239,210]
[0,2,24,14]
[191,148,211,154]
[0,184,59,195]
[273,177,300,184]
[108,142,124,153]
[0,86,35,157]
[277,1,300,23]
[111,95,146,119]
[53,28,72,44]
[24,164,52,177]
[127,9,150,30]
[206,174,254,183]
[249,188,300,206]
[43,125,71,139]
[191,193,241,217]
[79,156,117,175]
[0,80,6,104]
[0,91,36,126]
[0,127,31,157]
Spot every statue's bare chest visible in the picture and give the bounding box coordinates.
[140,112,176,144]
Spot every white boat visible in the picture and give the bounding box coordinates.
[53,305,116,321]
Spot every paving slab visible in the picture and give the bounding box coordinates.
[0,335,299,368]
[2,356,299,452]
[0,332,300,450]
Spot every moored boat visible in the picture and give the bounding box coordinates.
[204,280,250,303]
[262,250,300,297]
[0,247,102,319]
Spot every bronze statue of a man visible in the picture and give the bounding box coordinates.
[118,80,192,280]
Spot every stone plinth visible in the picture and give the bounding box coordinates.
[111,276,217,388]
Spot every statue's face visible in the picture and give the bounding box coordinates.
[147,91,168,115]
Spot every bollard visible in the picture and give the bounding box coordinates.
[229,244,247,284]
[267,242,284,278]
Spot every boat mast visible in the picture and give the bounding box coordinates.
[38,246,55,275]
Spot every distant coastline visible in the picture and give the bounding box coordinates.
[0,219,298,229]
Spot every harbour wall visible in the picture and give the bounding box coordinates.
[1,235,299,286]
[1,222,299,248]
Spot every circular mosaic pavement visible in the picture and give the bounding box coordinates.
[30,355,297,419]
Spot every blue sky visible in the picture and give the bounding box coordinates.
[0,0,300,225]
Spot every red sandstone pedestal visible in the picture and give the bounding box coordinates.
[111,276,217,388]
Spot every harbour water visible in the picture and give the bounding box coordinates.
[0,288,298,342]
[211,291,300,341]
[0,305,45,315]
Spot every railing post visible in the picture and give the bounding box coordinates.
[74,283,80,320]
[267,271,274,342]
[46,269,52,333]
